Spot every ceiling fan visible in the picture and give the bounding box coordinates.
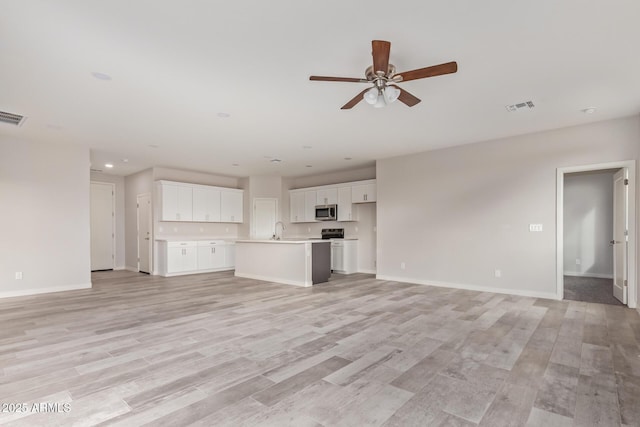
[309,40,457,109]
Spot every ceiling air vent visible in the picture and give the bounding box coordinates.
[0,110,26,126]
[90,168,103,173]
[506,101,534,112]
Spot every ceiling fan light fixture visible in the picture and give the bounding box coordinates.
[373,93,386,108]
[364,87,379,105]
[384,86,400,104]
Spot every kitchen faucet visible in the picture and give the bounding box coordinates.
[274,221,285,240]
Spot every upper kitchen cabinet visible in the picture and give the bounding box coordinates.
[220,190,243,223]
[316,188,337,205]
[159,182,193,221]
[338,186,357,221]
[193,187,221,222]
[290,192,306,223]
[351,182,376,203]
[304,191,318,222]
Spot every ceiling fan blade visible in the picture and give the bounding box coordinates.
[394,61,458,83]
[390,85,421,107]
[372,40,391,75]
[341,88,370,110]
[310,76,368,83]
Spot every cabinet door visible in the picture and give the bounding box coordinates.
[337,187,355,221]
[161,184,179,221]
[304,191,317,222]
[352,183,376,203]
[221,191,243,223]
[182,246,198,271]
[290,192,305,223]
[177,186,193,221]
[316,188,337,205]
[197,246,213,269]
[193,188,221,222]
[331,244,344,271]
[167,247,183,272]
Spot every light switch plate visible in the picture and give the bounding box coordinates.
[529,224,543,232]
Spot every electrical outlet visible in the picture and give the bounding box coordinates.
[495,269,501,278]
[576,258,581,265]
[159,226,164,232]
[307,227,311,233]
[400,262,406,270]
[225,227,229,233]
[15,272,23,280]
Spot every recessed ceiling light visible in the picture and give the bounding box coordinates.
[270,159,282,163]
[306,165,313,168]
[582,107,597,114]
[232,163,239,166]
[344,157,352,161]
[217,112,231,118]
[104,163,114,168]
[303,145,312,149]
[91,72,112,81]
[122,158,129,163]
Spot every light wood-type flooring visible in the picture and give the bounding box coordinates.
[1,270,640,426]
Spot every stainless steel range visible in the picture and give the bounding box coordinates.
[321,228,344,239]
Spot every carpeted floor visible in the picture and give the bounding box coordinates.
[563,275,624,306]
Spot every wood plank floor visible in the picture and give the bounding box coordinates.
[1,270,639,426]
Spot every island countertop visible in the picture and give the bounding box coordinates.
[235,239,329,244]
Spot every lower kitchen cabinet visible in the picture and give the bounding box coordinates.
[330,240,357,274]
[158,240,235,277]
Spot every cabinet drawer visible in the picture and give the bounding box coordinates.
[197,240,226,247]
[167,241,198,248]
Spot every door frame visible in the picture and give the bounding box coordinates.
[137,192,153,273]
[90,181,115,270]
[556,160,636,307]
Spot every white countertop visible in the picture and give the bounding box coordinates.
[155,237,237,242]
[235,239,331,244]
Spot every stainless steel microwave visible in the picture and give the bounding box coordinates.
[315,204,337,221]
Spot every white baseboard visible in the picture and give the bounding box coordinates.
[358,269,376,274]
[0,283,92,299]
[124,266,139,272]
[234,272,312,287]
[564,271,613,279]
[375,275,558,300]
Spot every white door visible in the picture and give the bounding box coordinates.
[90,182,114,270]
[613,168,628,304]
[137,193,152,274]
[253,198,277,239]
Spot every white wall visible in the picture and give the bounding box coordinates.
[563,170,615,278]
[377,115,640,301]
[0,136,91,297]
[91,172,126,269]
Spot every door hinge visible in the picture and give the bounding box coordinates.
[137,203,139,208]
[624,279,628,287]
[624,230,629,236]
[624,178,629,185]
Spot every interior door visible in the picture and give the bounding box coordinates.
[90,182,114,271]
[612,168,628,304]
[253,198,277,239]
[137,193,152,274]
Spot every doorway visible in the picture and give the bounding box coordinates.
[90,182,115,271]
[137,193,152,274]
[557,161,636,308]
[252,198,278,239]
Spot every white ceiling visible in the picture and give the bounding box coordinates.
[1,1,639,177]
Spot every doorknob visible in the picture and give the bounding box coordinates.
[144,237,150,240]
[610,240,620,245]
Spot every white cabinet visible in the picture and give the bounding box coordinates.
[331,240,358,274]
[163,241,198,274]
[221,191,243,223]
[160,183,193,221]
[193,188,221,222]
[290,192,306,223]
[197,241,225,270]
[158,240,235,277]
[157,181,243,224]
[338,186,357,222]
[352,183,376,203]
[304,191,317,222]
[316,188,337,205]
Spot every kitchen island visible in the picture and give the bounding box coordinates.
[234,239,331,287]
